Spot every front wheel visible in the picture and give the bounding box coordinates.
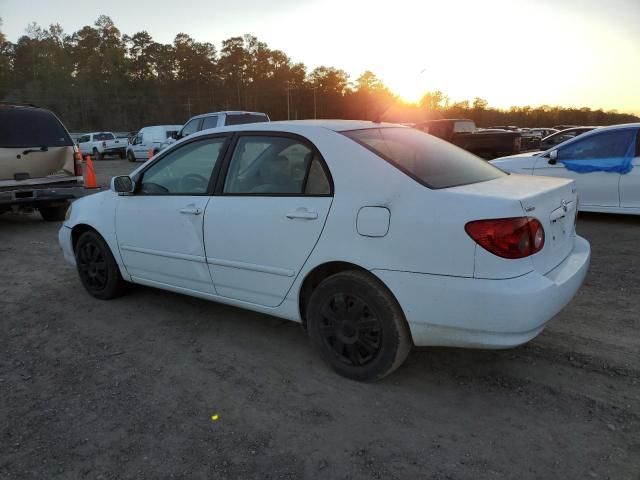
[127,151,136,163]
[306,270,412,381]
[75,231,125,300]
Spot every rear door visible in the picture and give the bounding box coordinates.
[533,129,628,208]
[203,133,333,307]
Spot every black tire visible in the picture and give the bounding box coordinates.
[75,231,125,300]
[92,148,103,161]
[306,270,412,381]
[127,151,136,163]
[39,203,68,221]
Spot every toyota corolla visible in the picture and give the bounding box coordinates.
[59,120,590,380]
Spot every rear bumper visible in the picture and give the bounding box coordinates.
[373,235,590,348]
[0,185,86,208]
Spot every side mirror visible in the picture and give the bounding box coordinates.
[111,175,135,194]
[172,132,180,140]
[548,150,558,165]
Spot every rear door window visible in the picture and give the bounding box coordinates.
[344,127,505,189]
[201,115,220,130]
[223,135,330,195]
[0,108,72,148]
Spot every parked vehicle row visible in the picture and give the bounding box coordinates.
[414,119,524,159]
[59,121,590,380]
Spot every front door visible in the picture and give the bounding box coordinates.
[533,128,636,208]
[116,135,229,294]
[203,134,333,307]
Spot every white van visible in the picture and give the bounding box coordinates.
[126,125,182,162]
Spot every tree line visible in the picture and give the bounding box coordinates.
[0,16,637,131]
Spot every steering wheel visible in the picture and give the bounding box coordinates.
[181,173,209,193]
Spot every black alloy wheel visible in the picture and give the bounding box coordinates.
[75,231,125,299]
[307,270,412,381]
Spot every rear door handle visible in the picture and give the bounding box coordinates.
[180,207,202,215]
[286,208,318,220]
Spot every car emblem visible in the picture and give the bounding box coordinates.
[561,200,568,212]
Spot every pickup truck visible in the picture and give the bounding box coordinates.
[414,119,523,159]
[0,104,85,221]
[77,132,127,160]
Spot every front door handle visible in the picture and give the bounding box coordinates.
[286,208,318,220]
[180,207,202,215]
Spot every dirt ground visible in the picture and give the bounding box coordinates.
[1,158,639,479]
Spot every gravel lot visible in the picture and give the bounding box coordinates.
[1,158,639,479]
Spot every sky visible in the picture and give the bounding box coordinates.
[1,0,639,114]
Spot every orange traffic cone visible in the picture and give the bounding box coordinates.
[84,155,98,189]
[148,147,154,159]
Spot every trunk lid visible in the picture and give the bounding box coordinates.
[451,174,577,275]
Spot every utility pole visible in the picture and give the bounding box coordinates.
[313,85,317,119]
[286,82,290,120]
[185,97,192,118]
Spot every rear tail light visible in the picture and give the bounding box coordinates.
[465,217,545,259]
[574,195,579,227]
[73,145,83,176]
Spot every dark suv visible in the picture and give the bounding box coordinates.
[0,104,85,221]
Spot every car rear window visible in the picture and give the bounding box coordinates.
[224,114,269,126]
[343,127,506,189]
[94,133,115,141]
[0,107,72,148]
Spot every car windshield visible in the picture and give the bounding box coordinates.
[0,107,73,148]
[224,114,269,126]
[343,127,506,189]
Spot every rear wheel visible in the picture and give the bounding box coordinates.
[127,151,136,163]
[39,203,68,221]
[119,151,126,159]
[306,270,412,381]
[75,231,125,299]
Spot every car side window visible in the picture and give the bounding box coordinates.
[181,118,200,137]
[201,115,219,130]
[139,137,227,195]
[223,136,330,195]
[558,129,637,161]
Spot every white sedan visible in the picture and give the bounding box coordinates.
[492,123,640,215]
[59,121,590,380]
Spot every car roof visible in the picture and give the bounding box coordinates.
[190,111,269,119]
[542,123,640,151]
[190,119,405,137]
